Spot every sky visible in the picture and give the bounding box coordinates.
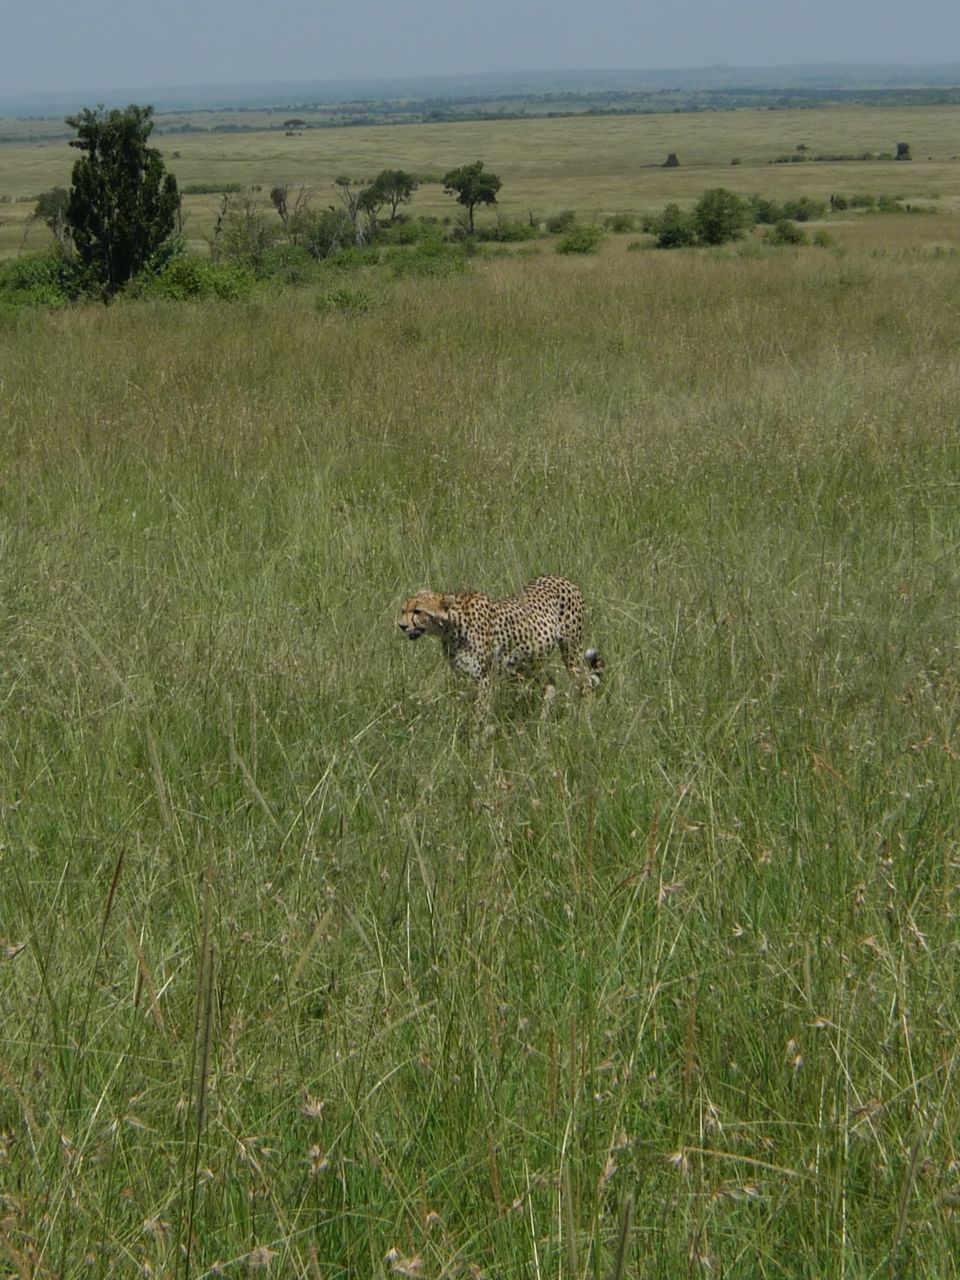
[3,0,960,100]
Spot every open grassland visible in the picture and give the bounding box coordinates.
[2,232,960,1277]
[3,103,960,256]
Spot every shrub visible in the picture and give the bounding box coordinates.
[813,229,834,248]
[653,204,697,248]
[315,286,378,314]
[780,196,826,222]
[125,253,255,300]
[556,223,605,255]
[290,207,355,260]
[830,193,849,210]
[545,209,577,234]
[259,243,320,285]
[749,195,783,224]
[604,212,638,233]
[764,219,807,246]
[322,245,381,270]
[384,239,469,279]
[213,192,277,272]
[475,220,540,242]
[692,188,752,245]
[377,219,422,246]
[181,182,245,195]
[0,251,80,307]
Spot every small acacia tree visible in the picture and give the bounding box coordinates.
[32,187,71,249]
[334,176,370,245]
[365,169,419,222]
[65,105,180,297]
[442,161,501,233]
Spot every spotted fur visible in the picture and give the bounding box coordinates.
[399,575,603,723]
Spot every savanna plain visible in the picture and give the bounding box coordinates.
[2,103,960,1278]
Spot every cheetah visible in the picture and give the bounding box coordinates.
[398,575,603,724]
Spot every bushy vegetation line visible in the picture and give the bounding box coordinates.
[3,243,960,1276]
[10,100,935,312]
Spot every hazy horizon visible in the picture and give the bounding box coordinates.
[4,0,960,104]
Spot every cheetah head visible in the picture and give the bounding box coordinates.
[398,591,454,641]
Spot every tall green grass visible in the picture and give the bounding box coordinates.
[2,243,960,1277]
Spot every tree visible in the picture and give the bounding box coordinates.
[442,161,501,234]
[290,207,354,260]
[65,105,180,297]
[895,141,912,161]
[270,182,313,230]
[368,168,417,221]
[334,176,370,245]
[270,183,291,228]
[692,187,751,245]
[32,187,71,249]
[211,190,276,270]
[364,169,419,222]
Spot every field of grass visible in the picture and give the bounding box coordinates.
[3,103,960,1278]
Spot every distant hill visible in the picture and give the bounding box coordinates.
[3,63,960,119]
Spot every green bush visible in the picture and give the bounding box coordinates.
[377,219,422,246]
[604,212,638,233]
[125,253,255,300]
[693,188,752,245]
[780,196,826,222]
[259,243,321,285]
[653,204,697,248]
[180,182,245,195]
[384,239,469,279]
[813,229,835,247]
[556,223,605,255]
[764,219,807,246]
[323,245,381,270]
[545,209,577,233]
[290,208,355,261]
[0,251,80,307]
[749,195,783,224]
[475,220,540,242]
[315,286,378,314]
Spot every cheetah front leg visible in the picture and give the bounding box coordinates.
[472,671,494,735]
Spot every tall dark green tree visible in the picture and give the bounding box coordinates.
[65,105,180,296]
[442,161,501,234]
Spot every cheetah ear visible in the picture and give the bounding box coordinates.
[439,594,455,610]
